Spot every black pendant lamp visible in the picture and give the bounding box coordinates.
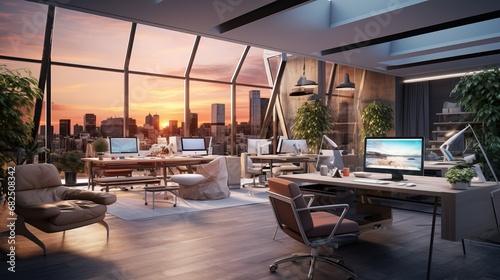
[335,73,355,91]
[290,58,317,96]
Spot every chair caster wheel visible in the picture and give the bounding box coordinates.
[145,202,148,205]
[173,204,177,207]
[269,264,278,272]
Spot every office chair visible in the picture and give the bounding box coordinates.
[267,177,358,280]
[241,152,266,195]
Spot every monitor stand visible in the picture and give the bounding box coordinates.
[380,172,405,182]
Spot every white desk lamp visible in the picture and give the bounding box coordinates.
[315,135,339,171]
[439,124,498,184]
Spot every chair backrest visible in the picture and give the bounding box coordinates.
[196,156,228,181]
[491,189,500,229]
[267,177,314,239]
[15,163,62,191]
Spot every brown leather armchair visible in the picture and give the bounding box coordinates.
[1,163,116,255]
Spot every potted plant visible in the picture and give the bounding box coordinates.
[92,137,108,160]
[451,67,500,181]
[55,150,85,185]
[0,65,43,179]
[360,100,394,154]
[444,164,476,190]
[291,99,334,154]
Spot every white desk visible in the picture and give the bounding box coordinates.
[278,172,499,280]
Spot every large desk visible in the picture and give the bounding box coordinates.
[250,154,318,175]
[83,156,217,190]
[278,172,498,279]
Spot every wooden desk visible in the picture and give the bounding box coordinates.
[82,156,217,190]
[279,172,497,241]
[278,172,499,280]
[250,154,318,175]
[424,161,457,177]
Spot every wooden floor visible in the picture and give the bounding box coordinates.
[1,197,500,280]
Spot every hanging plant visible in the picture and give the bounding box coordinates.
[291,99,334,153]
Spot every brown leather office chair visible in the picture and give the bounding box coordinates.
[0,163,116,255]
[267,177,358,280]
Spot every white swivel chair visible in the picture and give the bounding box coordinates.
[241,153,266,195]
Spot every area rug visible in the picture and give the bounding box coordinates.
[105,184,269,221]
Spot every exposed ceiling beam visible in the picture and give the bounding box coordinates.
[215,0,311,33]
[386,49,500,70]
[320,10,500,56]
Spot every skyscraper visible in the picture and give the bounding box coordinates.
[190,113,198,136]
[84,113,97,134]
[145,113,153,127]
[211,104,225,144]
[249,90,261,135]
[153,113,160,131]
[59,119,71,136]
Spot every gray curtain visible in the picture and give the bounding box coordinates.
[402,82,429,142]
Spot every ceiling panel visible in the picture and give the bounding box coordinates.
[32,0,500,79]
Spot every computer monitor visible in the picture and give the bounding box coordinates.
[278,139,308,154]
[276,136,287,154]
[181,137,207,155]
[247,139,271,155]
[109,137,139,157]
[363,136,425,181]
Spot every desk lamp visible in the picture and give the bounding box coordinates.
[440,124,498,184]
[315,135,338,171]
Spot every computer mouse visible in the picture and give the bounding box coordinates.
[406,183,416,187]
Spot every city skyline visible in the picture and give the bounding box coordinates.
[0,1,273,135]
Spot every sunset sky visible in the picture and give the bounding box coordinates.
[0,0,274,134]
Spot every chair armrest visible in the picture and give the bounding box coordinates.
[303,193,315,207]
[62,188,117,205]
[15,204,61,219]
[296,203,350,213]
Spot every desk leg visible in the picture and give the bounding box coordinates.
[88,163,94,191]
[162,163,167,185]
[427,196,439,280]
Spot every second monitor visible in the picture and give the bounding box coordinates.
[278,139,308,155]
[181,137,207,156]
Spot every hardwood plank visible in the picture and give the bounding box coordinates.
[1,199,499,280]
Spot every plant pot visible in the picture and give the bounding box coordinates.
[97,152,104,160]
[450,181,470,190]
[64,171,77,185]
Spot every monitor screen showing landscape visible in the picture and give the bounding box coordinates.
[363,136,424,181]
[109,137,139,154]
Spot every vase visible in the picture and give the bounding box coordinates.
[450,181,470,190]
[64,171,77,185]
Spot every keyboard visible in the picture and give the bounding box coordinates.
[353,179,390,184]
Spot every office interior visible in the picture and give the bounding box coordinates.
[1,1,500,279]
